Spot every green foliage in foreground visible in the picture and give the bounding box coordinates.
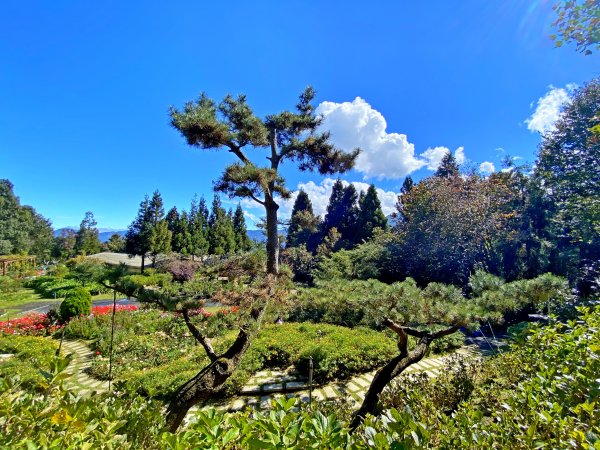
[1,307,599,448]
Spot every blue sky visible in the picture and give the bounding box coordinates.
[0,1,597,230]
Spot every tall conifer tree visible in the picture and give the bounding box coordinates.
[356,184,388,243]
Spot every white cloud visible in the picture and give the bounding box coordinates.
[316,97,426,179]
[525,84,576,134]
[479,161,496,174]
[420,146,466,170]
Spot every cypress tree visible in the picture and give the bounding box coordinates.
[125,195,152,273]
[74,211,101,256]
[322,179,346,234]
[435,152,460,178]
[286,190,319,248]
[357,184,388,243]
[233,204,252,252]
[189,195,209,258]
[208,195,236,255]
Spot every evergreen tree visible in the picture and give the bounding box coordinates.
[208,195,236,255]
[105,233,125,253]
[435,152,460,178]
[149,220,172,264]
[74,212,101,256]
[0,179,54,258]
[189,195,209,258]
[233,204,252,252]
[400,176,414,195]
[322,179,346,234]
[536,78,600,295]
[356,184,388,243]
[338,184,360,247]
[53,229,77,259]
[286,190,320,248]
[170,87,357,275]
[173,211,193,255]
[125,195,152,273]
[145,191,171,264]
[165,207,179,236]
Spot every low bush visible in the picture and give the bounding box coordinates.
[250,323,398,383]
[59,288,92,320]
[0,335,58,389]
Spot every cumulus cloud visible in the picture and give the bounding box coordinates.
[479,161,496,174]
[525,84,576,134]
[316,98,426,179]
[420,146,466,170]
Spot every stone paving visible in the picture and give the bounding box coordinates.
[209,345,481,413]
[56,337,501,415]
[59,339,109,395]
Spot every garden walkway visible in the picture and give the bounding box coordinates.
[58,336,505,412]
[60,339,109,395]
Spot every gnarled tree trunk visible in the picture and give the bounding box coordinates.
[165,305,267,432]
[349,320,460,431]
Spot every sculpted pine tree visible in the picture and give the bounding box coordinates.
[170,87,358,274]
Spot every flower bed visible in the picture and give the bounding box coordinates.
[0,305,140,336]
[0,314,60,336]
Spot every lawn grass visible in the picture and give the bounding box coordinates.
[0,288,47,317]
[0,288,125,318]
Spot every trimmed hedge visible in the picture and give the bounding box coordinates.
[59,288,92,320]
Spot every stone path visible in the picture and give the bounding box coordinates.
[208,345,481,413]
[59,339,109,395]
[57,337,500,414]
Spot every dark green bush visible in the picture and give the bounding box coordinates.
[59,287,92,320]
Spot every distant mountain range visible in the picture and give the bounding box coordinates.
[54,227,268,243]
[54,228,127,243]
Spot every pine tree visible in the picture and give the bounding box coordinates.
[233,204,252,252]
[286,190,319,248]
[170,87,358,275]
[74,211,101,256]
[356,184,388,243]
[435,152,460,178]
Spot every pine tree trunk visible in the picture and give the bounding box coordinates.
[165,327,253,432]
[141,254,145,274]
[349,341,429,431]
[265,198,279,275]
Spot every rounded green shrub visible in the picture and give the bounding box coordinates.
[59,287,92,321]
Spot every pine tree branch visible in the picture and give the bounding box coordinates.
[181,309,218,362]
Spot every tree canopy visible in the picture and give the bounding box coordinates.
[170,87,358,274]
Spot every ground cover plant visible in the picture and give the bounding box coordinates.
[61,306,398,398]
[0,306,598,448]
